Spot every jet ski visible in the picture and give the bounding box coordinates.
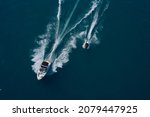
[82,41,89,49]
[37,61,51,80]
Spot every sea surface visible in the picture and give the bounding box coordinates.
[0,0,150,99]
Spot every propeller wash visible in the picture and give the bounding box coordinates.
[31,0,110,80]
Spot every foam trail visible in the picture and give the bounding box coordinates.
[31,0,110,75]
[100,0,110,17]
[48,0,63,60]
[87,0,110,43]
[59,0,80,39]
[52,31,88,72]
[31,24,52,73]
[87,8,99,40]
[49,0,79,60]
[61,0,101,40]
[55,0,63,39]
[49,0,101,60]
[31,39,49,73]
[52,36,77,72]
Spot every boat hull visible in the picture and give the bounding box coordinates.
[37,61,51,80]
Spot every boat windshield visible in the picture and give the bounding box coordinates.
[40,67,47,72]
[42,61,49,66]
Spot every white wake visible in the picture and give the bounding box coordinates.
[31,0,110,75]
[48,0,63,60]
[31,24,52,73]
[52,36,77,72]
[61,0,102,40]
[86,0,110,44]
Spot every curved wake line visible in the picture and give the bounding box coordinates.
[48,0,63,60]
[87,0,110,42]
[59,0,80,39]
[61,0,102,40]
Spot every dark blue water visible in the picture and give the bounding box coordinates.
[0,0,150,99]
